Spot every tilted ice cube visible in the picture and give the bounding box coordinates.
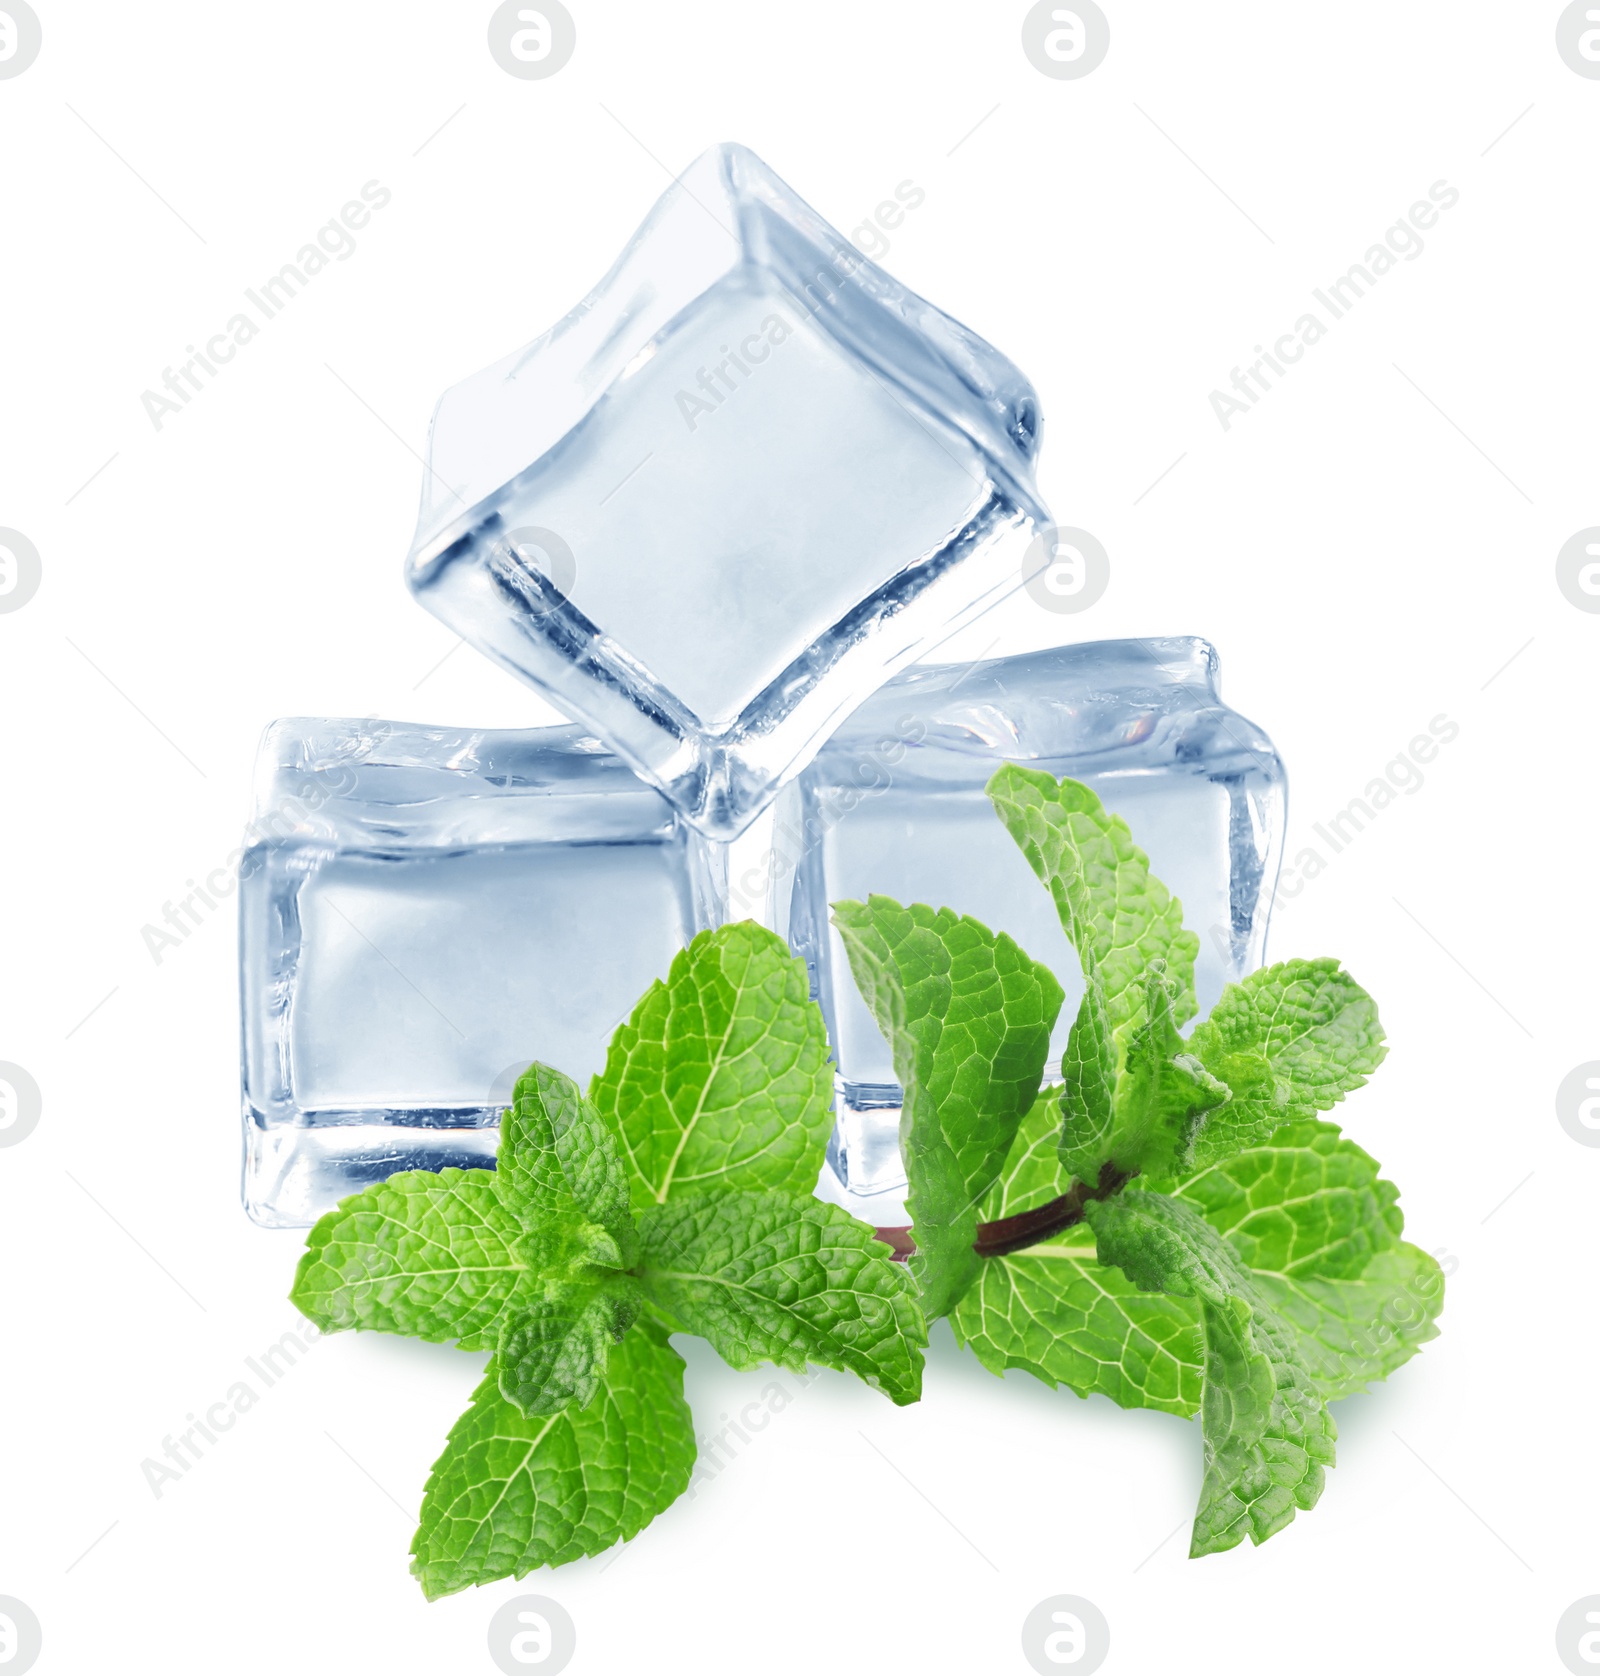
[405,142,1050,841]
[777,637,1286,1219]
[238,719,721,1226]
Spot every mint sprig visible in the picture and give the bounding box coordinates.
[837,769,1442,1557]
[292,921,927,1597]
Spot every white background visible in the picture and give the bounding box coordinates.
[2,3,1596,1672]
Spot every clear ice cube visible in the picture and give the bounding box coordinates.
[779,637,1286,1221]
[404,141,1049,841]
[239,719,721,1225]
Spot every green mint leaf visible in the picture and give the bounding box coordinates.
[501,1062,637,1262]
[1103,964,1231,1182]
[290,1169,535,1351]
[410,1317,695,1598]
[1175,1119,1443,1398]
[636,1189,926,1406]
[831,895,1064,1319]
[1187,959,1386,1168]
[950,1088,1204,1415]
[590,921,833,1208]
[986,766,1198,1042]
[1180,1116,1404,1276]
[496,1279,644,1416]
[1087,1190,1336,1557]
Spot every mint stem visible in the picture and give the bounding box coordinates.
[872,1164,1132,1262]
[872,1226,916,1261]
[972,1163,1130,1255]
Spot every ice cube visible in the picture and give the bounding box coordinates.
[238,719,721,1226]
[777,637,1286,1220]
[405,142,1049,841]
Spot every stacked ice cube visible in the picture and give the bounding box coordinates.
[239,144,1284,1225]
[239,721,722,1224]
[781,637,1283,1222]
